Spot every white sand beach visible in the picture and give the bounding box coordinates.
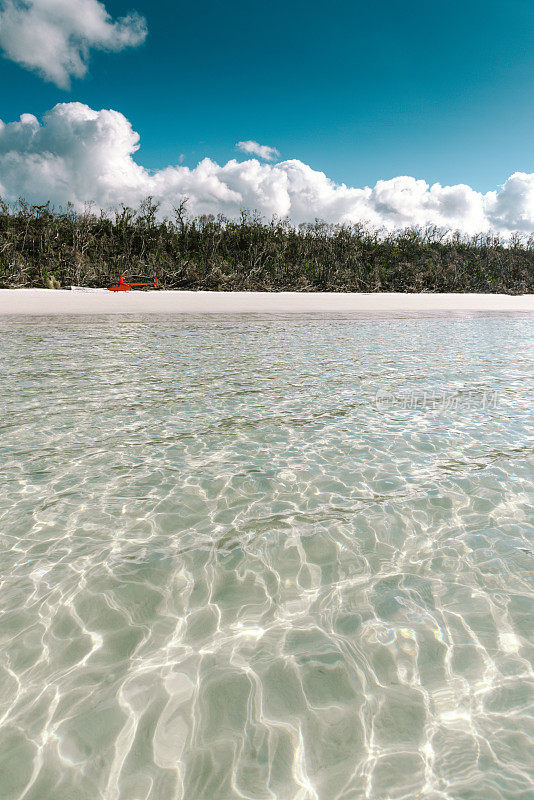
[0,289,534,315]
[1,289,533,315]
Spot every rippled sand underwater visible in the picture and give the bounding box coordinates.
[1,312,533,800]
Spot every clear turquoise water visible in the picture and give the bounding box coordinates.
[0,313,533,800]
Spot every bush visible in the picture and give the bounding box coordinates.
[0,199,532,293]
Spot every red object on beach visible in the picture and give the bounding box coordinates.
[107,276,157,292]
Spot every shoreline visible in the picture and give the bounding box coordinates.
[1,289,534,315]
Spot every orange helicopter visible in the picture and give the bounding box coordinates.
[107,276,157,292]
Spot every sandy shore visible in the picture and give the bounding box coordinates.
[1,289,533,315]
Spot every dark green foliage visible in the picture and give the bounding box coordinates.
[1,198,533,292]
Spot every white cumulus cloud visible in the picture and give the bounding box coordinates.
[0,102,534,235]
[236,140,280,162]
[0,0,147,88]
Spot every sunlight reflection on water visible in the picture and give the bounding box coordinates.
[0,313,533,800]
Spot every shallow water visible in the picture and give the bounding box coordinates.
[0,313,533,800]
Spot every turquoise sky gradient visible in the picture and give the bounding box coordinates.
[2,0,533,192]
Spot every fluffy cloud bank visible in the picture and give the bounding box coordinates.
[1,102,534,234]
[236,140,280,162]
[0,0,147,87]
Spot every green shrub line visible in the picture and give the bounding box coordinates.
[1,198,533,292]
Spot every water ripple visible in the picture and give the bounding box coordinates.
[0,313,533,799]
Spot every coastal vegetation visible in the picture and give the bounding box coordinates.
[1,198,533,292]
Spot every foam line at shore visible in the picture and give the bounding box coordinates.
[1,289,533,315]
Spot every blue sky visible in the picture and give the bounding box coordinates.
[1,0,533,191]
[0,0,533,233]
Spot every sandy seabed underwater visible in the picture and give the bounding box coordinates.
[0,311,533,800]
